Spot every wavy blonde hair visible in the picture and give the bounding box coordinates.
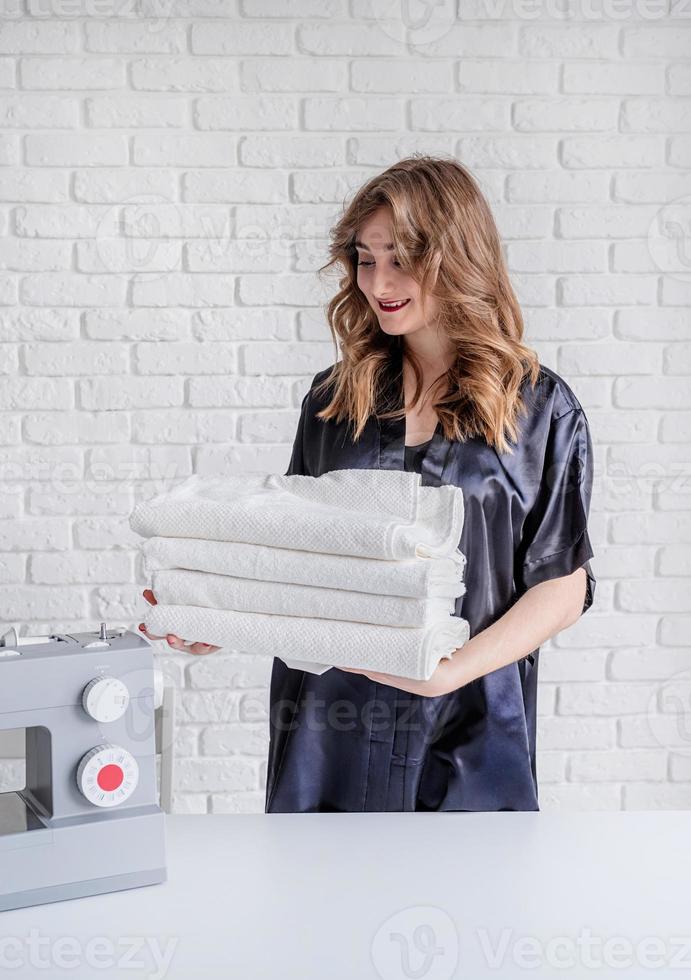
[311,154,541,455]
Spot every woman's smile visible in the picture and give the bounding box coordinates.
[377,298,411,313]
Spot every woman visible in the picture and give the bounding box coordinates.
[141,155,596,813]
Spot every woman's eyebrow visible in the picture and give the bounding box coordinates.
[354,239,394,251]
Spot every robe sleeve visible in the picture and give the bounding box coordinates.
[515,407,596,615]
[284,387,311,478]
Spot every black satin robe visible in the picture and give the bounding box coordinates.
[265,347,596,812]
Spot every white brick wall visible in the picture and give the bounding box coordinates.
[0,3,689,814]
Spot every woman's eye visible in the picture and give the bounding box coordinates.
[357,260,374,267]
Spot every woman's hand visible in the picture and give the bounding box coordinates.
[337,646,471,698]
[138,588,221,656]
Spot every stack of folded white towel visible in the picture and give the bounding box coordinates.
[129,469,470,681]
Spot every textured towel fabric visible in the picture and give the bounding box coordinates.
[130,468,464,561]
[142,536,467,600]
[144,601,471,681]
[151,566,461,628]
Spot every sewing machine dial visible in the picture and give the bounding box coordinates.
[77,744,139,808]
[82,676,130,722]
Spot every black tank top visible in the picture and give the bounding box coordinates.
[403,435,434,473]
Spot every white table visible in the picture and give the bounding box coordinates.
[1,811,690,979]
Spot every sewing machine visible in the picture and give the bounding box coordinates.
[0,623,167,912]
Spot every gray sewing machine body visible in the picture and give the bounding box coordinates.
[0,625,166,912]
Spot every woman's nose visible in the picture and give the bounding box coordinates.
[372,270,397,294]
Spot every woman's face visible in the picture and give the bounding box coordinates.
[355,208,439,339]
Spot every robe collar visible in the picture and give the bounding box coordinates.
[377,343,454,488]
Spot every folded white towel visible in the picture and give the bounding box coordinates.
[144,602,470,681]
[142,536,466,600]
[151,566,461,628]
[130,469,464,561]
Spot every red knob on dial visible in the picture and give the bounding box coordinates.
[76,744,139,808]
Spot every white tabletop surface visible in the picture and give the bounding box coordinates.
[1,810,690,979]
